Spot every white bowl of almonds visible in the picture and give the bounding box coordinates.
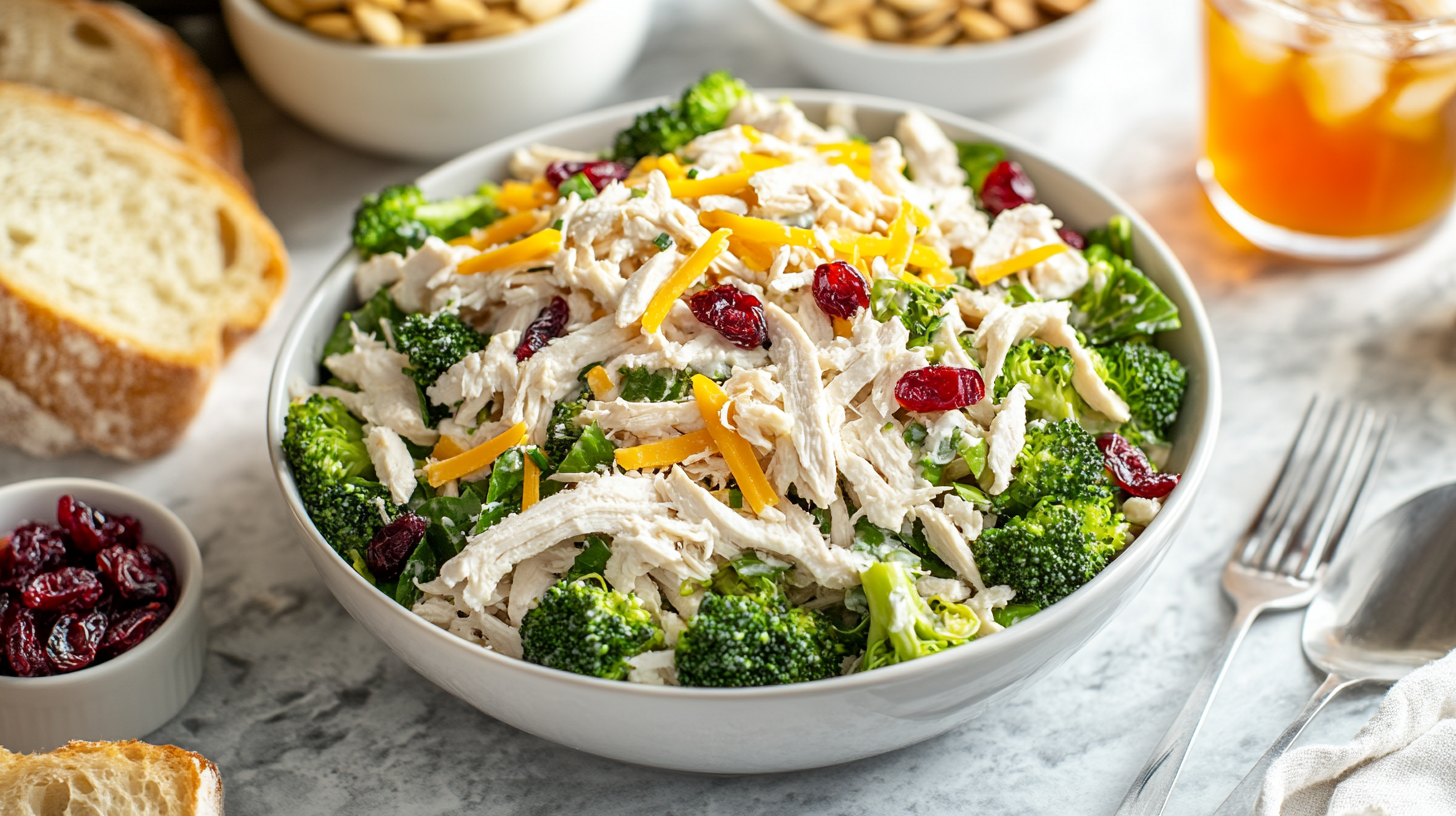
[745,0,1111,112]
[222,0,652,160]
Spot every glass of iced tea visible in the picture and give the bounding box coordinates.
[1203,0,1456,260]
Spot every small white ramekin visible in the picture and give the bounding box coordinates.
[0,478,206,754]
[222,0,653,161]
[744,0,1111,114]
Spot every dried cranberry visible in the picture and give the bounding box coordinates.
[515,297,569,362]
[57,495,139,554]
[46,609,107,673]
[980,161,1036,216]
[134,543,176,594]
[544,160,631,192]
[1057,227,1087,250]
[96,545,170,602]
[23,567,104,612]
[1097,433,1179,499]
[1,523,67,589]
[366,514,430,582]
[812,261,871,320]
[688,285,769,350]
[894,366,986,412]
[5,605,53,677]
[101,602,170,658]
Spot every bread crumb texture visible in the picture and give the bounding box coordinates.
[0,740,223,816]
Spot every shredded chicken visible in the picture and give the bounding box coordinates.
[365,425,417,505]
[986,384,1030,496]
[325,326,437,446]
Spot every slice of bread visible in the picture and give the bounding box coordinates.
[0,740,223,816]
[0,0,246,184]
[0,81,288,460]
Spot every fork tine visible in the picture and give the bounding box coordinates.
[1280,405,1374,575]
[1296,413,1391,581]
[1237,396,1333,566]
[1261,400,1366,573]
[1246,398,1349,569]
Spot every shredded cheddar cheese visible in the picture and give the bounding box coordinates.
[657,154,689,181]
[522,457,540,511]
[641,228,732,332]
[457,228,562,275]
[497,179,556,212]
[832,317,854,338]
[972,243,1068,286]
[614,429,718,470]
[424,422,528,487]
[691,375,777,514]
[586,365,614,400]
[431,436,466,461]
[450,210,538,250]
[699,211,816,249]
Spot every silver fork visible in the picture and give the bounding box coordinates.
[1113,397,1390,816]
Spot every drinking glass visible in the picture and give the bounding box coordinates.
[1201,0,1456,260]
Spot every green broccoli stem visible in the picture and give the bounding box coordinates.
[860,561,979,670]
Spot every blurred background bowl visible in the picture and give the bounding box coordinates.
[743,0,1110,113]
[0,478,206,754]
[222,0,652,160]
[267,89,1220,774]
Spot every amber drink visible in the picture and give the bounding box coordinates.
[1203,0,1456,259]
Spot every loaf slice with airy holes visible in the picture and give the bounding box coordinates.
[0,740,223,816]
[0,0,246,184]
[0,81,287,460]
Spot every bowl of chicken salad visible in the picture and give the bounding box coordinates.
[267,72,1219,773]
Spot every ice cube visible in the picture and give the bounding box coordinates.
[1391,0,1456,20]
[1298,51,1392,124]
[1381,65,1456,137]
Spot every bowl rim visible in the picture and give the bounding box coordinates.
[0,477,203,690]
[222,0,632,60]
[743,0,1109,62]
[267,87,1222,700]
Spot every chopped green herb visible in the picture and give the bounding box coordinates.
[653,232,674,252]
[558,173,596,201]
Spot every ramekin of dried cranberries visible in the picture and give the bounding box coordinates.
[0,479,206,753]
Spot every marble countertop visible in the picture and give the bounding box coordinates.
[9,0,1456,811]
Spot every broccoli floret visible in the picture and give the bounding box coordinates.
[351,184,501,258]
[520,577,663,680]
[679,70,749,133]
[311,477,399,561]
[675,561,843,687]
[859,559,980,671]
[282,395,375,505]
[394,311,487,393]
[973,496,1129,608]
[994,338,1087,423]
[1099,340,1187,442]
[611,71,750,161]
[992,419,1111,516]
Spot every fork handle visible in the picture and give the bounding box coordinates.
[1210,672,1362,816]
[1113,601,1264,816]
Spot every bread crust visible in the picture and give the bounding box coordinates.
[1,0,248,186]
[0,739,224,815]
[0,82,287,459]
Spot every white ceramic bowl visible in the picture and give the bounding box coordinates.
[744,0,1110,113]
[267,89,1221,773]
[222,0,653,161]
[0,479,206,754]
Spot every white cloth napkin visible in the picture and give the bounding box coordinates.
[1256,649,1456,816]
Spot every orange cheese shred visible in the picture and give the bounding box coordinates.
[832,317,854,338]
[832,235,949,276]
[668,170,754,199]
[457,228,561,275]
[497,179,557,212]
[726,235,775,273]
[522,457,540,511]
[885,208,914,273]
[700,210,815,249]
[641,228,732,333]
[431,436,466,461]
[614,429,718,471]
[450,210,538,250]
[972,244,1068,287]
[692,375,777,514]
[586,365,614,400]
[657,154,688,181]
[424,422,528,487]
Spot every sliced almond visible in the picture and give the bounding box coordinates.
[780,0,822,13]
[295,0,346,13]
[260,0,308,22]
[350,1,405,44]
[446,8,529,38]
[431,0,489,24]
[990,0,1040,30]
[1037,0,1087,14]
[907,0,958,33]
[883,0,944,13]
[906,18,960,44]
[829,14,871,37]
[517,0,570,21]
[370,0,406,10]
[960,0,990,7]
[400,24,426,43]
[303,10,363,39]
[812,0,875,24]
[956,6,1010,39]
[866,5,906,39]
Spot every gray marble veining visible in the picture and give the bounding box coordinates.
[5,0,1455,811]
